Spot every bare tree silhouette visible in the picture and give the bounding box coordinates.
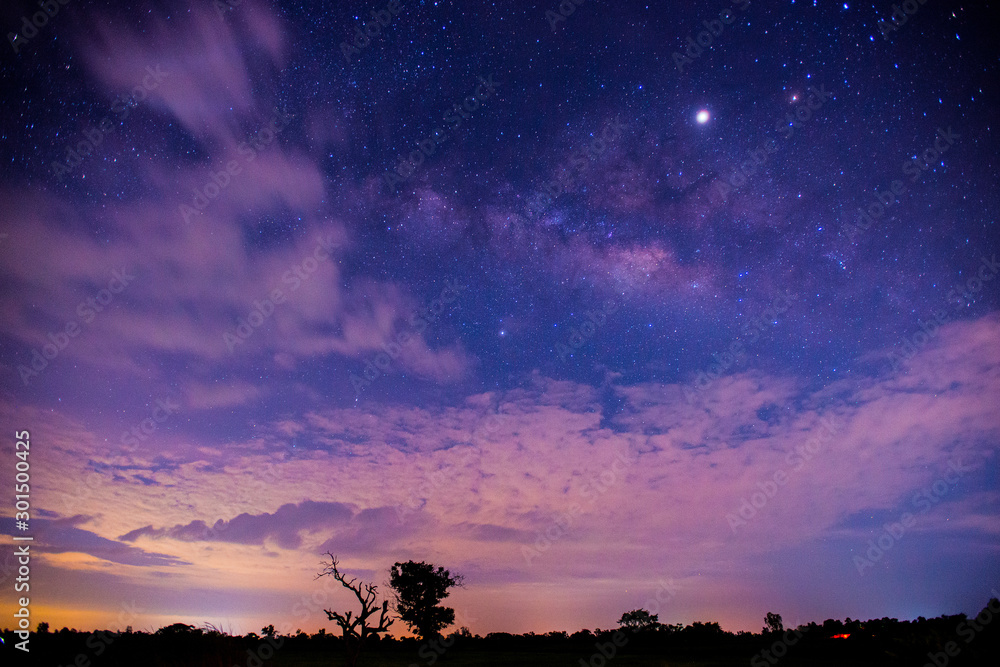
[316,552,393,667]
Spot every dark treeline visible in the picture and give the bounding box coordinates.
[4,598,998,667]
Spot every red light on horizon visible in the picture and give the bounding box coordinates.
[831,633,851,639]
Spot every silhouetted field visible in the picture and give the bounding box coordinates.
[5,643,1000,667]
[6,599,999,667]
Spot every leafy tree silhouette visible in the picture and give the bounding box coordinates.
[389,560,464,640]
[617,609,660,632]
[156,623,201,636]
[764,612,784,634]
[316,553,393,667]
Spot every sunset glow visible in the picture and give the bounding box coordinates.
[1,0,997,646]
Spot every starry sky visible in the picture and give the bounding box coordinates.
[1,0,998,637]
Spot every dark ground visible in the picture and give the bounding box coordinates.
[5,600,999,667]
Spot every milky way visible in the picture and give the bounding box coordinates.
[0,0,998,635]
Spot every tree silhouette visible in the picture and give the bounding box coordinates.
[155,623,200,636]
[764,612,784,634]
[388,560,464,640]
[316,553,393,667]
[618,608,659,632]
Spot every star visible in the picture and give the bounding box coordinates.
[3,0,993,639]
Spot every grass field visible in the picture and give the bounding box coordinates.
[261,655,740,667]
[239,648,891,667]
[268,654,671,666]
[13,628,993,666]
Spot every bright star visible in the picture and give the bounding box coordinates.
[696,110,710,124]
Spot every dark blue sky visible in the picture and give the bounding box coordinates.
[0,0,998,635]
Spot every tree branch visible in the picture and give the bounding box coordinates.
[317,552,394,642]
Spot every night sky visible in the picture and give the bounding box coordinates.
[1,0,998,636]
